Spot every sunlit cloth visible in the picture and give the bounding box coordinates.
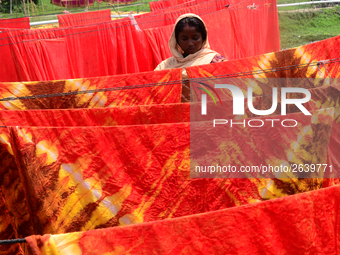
[0,83,338,127]
[0,68,182,110]
[186,35,340,79]
[0,103,190,127]
[154,13,221,79]
[25,184,340,255]
[1,37,340,253]
[1,96,339,239]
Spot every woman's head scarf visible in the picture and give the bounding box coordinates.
[154,13,218,79]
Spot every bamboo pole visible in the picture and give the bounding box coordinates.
[22,0,27,16]
[40,0,45,15]
[30,0,34,16]
[32,0,40,19]
[10,0,12,18]
[27,0,30,16]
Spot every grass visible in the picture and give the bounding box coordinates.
[277,0,315,12]
[0,0,153,21]
[278,6,340,49]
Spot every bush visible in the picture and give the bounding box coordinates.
[0,0,38,13]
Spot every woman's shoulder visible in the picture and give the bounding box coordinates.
[154,57,176,71]
[210,54,228,64]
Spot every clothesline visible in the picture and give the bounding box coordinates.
[0,3,235,38]
[0,57,335,103]
[0,238,26,245]
[0,0,271,45]
[0,0,230,29]
[0,33,339,255]
[0,0,281,81]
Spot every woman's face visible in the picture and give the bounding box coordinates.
[177,24,203,57]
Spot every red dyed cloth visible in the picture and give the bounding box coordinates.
[58,9,111,27]
[25,184,340,255]
[2,36,340,255]
[149,0,207,11]
[0,17,30,29]
[0,83,337,126]
[0,103,190,126]
[0,69,182,255]
[0,68,182,110]
[186,35,340,79]
[1,99,339,251]
[6,107,338,236]
[0,0,279,82]
[135,0,230,29]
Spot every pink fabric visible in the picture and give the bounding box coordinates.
[51,0,103,8]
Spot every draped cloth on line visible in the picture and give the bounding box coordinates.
[0,17,30,29]
[1,95,340,242]
[24,184,340,255]
[0,0,280,82]
[0,69,182,255]
[0,83,339,126]
[1,37,340,254]
[135,0,231,29]
[149,0,213,11]
[0,68,182,110]
[57,9,112,27]
[149,0,214,11]
[186,34,340,79]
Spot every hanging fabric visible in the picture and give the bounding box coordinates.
[0,0,280,82]
[0,38,340,252]
[149,0,207,11]
[0,17,30,29]
[51,0,103,8]
[58,9,112,27]
[25,184,340,255]
[2,105,338,239]
[0,68,182,110]
[186,35,340,79]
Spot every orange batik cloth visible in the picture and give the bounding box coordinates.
[1,36,340,255]
[25,184,340,255]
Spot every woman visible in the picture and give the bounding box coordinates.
[154,13,227,101]
[154,13,227,79]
